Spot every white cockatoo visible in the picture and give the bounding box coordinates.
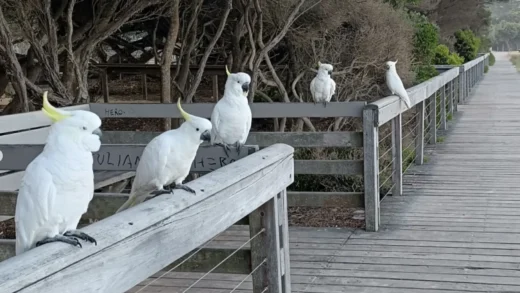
[116,99,212,213]
[15,92,102,255]
[210,66,252,157]
[310,61,336,107]
[385,60,412,109]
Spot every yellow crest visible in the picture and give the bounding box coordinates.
[177,98,191,121]
[42,91,70,122]
[225,65,231,76]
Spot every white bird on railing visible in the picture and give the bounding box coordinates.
[116,99,212,213]
[385,60,412,109]
[310,61,336,107]
[15,92,102,255]
[210,65,252,157]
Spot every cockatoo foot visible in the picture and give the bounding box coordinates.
[150,188,172,198]
[174,184,196,195]
[216,143,231,157]
[36,235,82,248]
[234,142,243,155]
[64,230,97,246]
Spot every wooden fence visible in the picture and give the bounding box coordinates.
[0,144,294,293]
[362,53,490,231]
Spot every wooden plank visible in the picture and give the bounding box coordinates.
[94,63,226,76]
[428,94,436,144]
[89,102,367,119]
[440,84,447,130]
[279,190,291,293]
[362,105,379,232]
[414,100,425,164]
[294,160,362,175]
[0,144,294,293]
[0,144,258,172]
[286,192,364,208]
[391,114,402,196]
[103,131,364,148]
[371,67,459,126]
[0,105,89,134]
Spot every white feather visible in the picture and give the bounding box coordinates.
[385,61,412,109]
[310,63,336,103]
[211,72,252,146]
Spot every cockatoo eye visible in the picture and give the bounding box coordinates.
[82,126,87,130]
[237,81,240,84]
[196,128,199,132]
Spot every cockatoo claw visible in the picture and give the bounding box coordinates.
[64,230,97,246]
[36,235,82,248]
[174,184,196,195]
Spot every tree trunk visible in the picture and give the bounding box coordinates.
[160,0,181,131]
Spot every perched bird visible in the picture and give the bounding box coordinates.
[385,60,412,109]
[210,65,252,157]
[15,92,102,255]
[310,61,336,107]
[116,99,212,213]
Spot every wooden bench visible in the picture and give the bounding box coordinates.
[0,105,135,216]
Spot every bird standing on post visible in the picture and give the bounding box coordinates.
[116,99,212,213]
[15,92,102,255]
[210,65,252,157]
[310,61,336,107]
[385,60,412,109]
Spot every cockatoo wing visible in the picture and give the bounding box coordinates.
[388,72,412,109]
[118,136,170,212]
[328,79,336,102]
[210,102,222,144]
[239,109,252,144]
[15,159,58,255]
[310,77,317,102]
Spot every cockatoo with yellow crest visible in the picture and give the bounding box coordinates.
[210,66,252,157]
[310,61,336,107]
[116,99,212,213]
[385,60,412,109]
[15,92,102,255]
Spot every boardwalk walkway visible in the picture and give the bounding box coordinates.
[130,56,520,292]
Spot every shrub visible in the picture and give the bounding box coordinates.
[411,13,440,64]
[454,29,481,62]
[488,52,496,66]
[414,64,439,84]
[433,44,464,66]
[484,65,489,73]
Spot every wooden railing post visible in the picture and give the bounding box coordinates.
[392,114,402,196]
[363,105,380,232]
[459,66,465,104]
[449,80,454,116]
[440,85,447,130]
[142,74,148,100]
[250,189,291,293]
[415,100,425,165]
[429,94,437,144]
[101,69,109,103]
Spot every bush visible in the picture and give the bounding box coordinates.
[433,44,464,65]
[454,29,481,62]
[484,65,489,73]
[488,52,496,66]
[410,12,439,64]
[414,64,439,84]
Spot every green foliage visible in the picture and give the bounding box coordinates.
[454,29,481,62]
[484,65,489,73]
[414,65,439,84]
[384,0,420,9]
[437,136,445,143]
[433,44,464,65]
[412,17,440,64]
[488,52,496,66]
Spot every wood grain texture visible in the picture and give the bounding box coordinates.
[0,104,89,134]
[0,144,294,293]
[90,102,366,119]
[0,144,258,172]
[102,131,363,148]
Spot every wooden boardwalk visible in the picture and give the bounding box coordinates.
[128,57,520,292]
